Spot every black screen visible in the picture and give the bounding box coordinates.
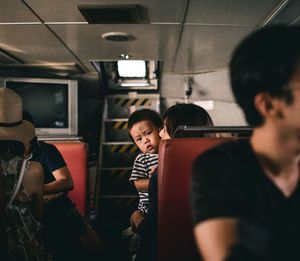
[6,81,68,128]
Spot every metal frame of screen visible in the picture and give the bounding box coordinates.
[4,77,78,137]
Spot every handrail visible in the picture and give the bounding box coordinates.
[173,125,253,138]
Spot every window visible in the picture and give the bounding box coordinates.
[117,60,146,77]
[91,60,159,90]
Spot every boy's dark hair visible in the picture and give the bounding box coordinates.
[163,103,214,138]
[128,109,163,140]
[230,25,300,126]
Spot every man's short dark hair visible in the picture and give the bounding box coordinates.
[128,109,163,140]
[230,25,300,126]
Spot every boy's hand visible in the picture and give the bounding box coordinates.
[43,192,64,202]
[149,166,157,177]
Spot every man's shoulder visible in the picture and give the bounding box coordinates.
[34,141,65,167]
[201,139,249,159]
[37,141,62,158]
[193,139,251,173]
[38,141,56,150]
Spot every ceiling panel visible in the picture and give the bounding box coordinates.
[49,24,180,71]
[174,25,254,73]
[25,0,187,23]
[1,0,298,75]
[0,0,39,23]
[186,0,280,25]
[0,25,77,64]
[270,0,300,25]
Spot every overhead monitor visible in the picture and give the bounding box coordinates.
[4,77,78,137]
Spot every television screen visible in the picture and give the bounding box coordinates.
[5,78,78,136]
[7,81,68,128]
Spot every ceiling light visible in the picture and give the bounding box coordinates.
[119,54,132,59]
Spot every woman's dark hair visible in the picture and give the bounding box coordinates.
[230,25,300,126]
[163,103,214,138]
[0,140,24,156]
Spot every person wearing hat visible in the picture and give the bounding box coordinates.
[0,87,44,219]
[0,87,50,260]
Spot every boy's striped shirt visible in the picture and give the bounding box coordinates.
[129,153,158,213]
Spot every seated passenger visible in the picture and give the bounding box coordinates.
[136,103,214,261]
[190,25,300,261]
[0,88,51,260]
[127,109,163,231]
[23,111,103,260]
[159,103,214,139]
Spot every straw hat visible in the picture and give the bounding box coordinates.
[0,88,35,144]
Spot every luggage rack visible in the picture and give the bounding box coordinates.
[38,136,83,142]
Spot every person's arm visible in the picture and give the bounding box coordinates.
[41,143,74,196]
[22,161,44,220]
[43,166,74,195]
[130,154,152,192]
[134,165,156,191]
[194,218,238,261]
[190,147,241,261]
[134,178,150,191]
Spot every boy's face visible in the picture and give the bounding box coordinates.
[130,120,161,154]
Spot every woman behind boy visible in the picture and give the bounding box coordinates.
[136,103,214,261]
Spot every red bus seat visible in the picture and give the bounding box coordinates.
[158,137,233,261]
[50,141,88,216]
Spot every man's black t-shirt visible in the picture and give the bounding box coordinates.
[190,139,300,260]
[31,141,66,184]
[30,141,87,259]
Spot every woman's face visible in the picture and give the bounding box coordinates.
[159,120,171,140]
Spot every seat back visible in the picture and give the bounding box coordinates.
[50,141,88,216]
[0,162,5,219]
[0,161,7,259]
[158,137,233,261]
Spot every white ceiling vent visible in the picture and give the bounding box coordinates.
[102,32,135,42]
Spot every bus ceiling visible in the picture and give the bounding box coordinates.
[0,0,299,77]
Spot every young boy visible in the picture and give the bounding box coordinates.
[128,109,163,230]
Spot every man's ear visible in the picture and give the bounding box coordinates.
[254,93,283,119]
